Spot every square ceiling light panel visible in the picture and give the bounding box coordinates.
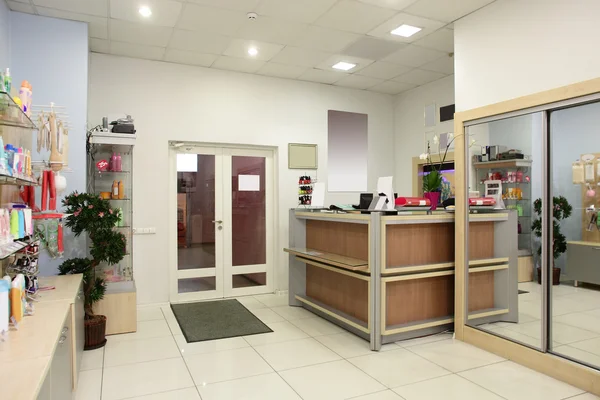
[317,55,375,74]
[368,12,444,43]
[391,24,421,37]
[110,0,183,27]
[32,0,109,17]
[341,37,405,60]
[315,0,397,34]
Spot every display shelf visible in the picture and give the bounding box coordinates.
[383,261,454,274]
[469,264,509,273]
[384,316,454,335]
[298,256,370,279]
[473,159,532,169]
[0,240,29,260]
[468,308,510,320]
[295,294,369,334]
[284,247,368,270]
[0,91,37,130]
[0,173,38,186]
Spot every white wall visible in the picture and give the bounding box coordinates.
[10,12,88,275]
[454,0,600,111]
[88,53,395,305]
[393,75,454,195]
[0,1,9,69]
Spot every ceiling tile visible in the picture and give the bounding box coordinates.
[298,68,347,84]
[270,46,331,68]
[420,54,454,74]
[177,3,246,36]
[315,54,374,73]
[223,39,283,61]
[383,44,445,67]
[293,26,360,53]
[368,12,445,43]
[342,37,403,60]
[334,75,383,90]
[236,15,307,45]
[404,0,495,23]
[413,28,453,52]
[187,0,261,12]
[109,0,182,27]
[393,68,445,85]
[110,41,165,60]
[169,29,231,55]
[90,38,109,53]
[356,61,411,79]
[370,80,415,94]
[212,55,265,73]
[358,0,417,10]
[257,63,306,79]
[110,19,172,47]
[7,1,35,13]
[164,49,217,67]
[257,0,338,24]
[314,0,397,34]
[32,0,108,17]
[36,7,108,39]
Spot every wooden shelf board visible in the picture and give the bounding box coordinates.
[295,294,369,334]
[473,159,532,169]
[469,264,509,273]
[384,316,454,335]
[382,270,455,283]
[284,247,367,269]
[468,308,509,320]
[469,257,509,266]
[297,257,370,280]
[383,262,454,275]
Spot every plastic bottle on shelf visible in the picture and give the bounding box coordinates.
[19,81,30,114]
[110,152,117,172]
[118,181,124,199]
[3,68,11,93]
[0,279,9,333]
[116,153,122,172]
[26,82,32,116]
[112,180,119,199]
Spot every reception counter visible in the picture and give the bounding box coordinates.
[285,209,518,351]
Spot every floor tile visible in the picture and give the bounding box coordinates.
[254,337,341,371]
[125,388,201,399]
[102,358,194,400]
[104,335,180,367]
[567,394,600,400]
[552,322,599,344]
[173,334,248,356]
[75,368,102,400]
[243,320,309,346]
[553,345,600,368]
[184,347,273,385]
[80,347,104,371]
[280,360,385,400]
[396,333,453,348]
[485,326,542,349]
[165,316,184,336]
[458,360,584,400]
[408,339,504,372]
[254,293,289,308]
[316,331,399,358]
[137,307,166,322]
[198,372,301,400]
[569,337,600,357]
[271,305,315,320]
[290,316,345,336]
[160,305,177,320]
[108,319,172,343]
[250,308,286,323]
[348,348,450,388]
[394,374,503,400]
[235,296,268,310]
[348,390,404,400]
[555,312,600,334]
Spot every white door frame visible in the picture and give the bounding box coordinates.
[169,143,276,303]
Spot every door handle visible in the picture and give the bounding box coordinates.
[212,220,223,224]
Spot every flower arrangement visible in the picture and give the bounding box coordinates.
[419,133,454,193]
[58,192,126,317]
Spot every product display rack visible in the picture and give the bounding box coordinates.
[474,159,533,256]
[298,175,314,207]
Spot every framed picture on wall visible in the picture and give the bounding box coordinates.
[288,143,318,169]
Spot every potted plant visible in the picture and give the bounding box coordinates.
[58,192,126,350]
[419,134,453,210]
[532,196,572,285]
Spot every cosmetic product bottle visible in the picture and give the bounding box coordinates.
[26,82,32,116]
[585,159,595,182]
[111,152,117,172]
[573,161,585,184]
[116,153,122,172]
[118,180,124,199]
[19,81,29,114]
[3,68,11,93]
[10,275,23,323]
[0,279,9,333]
[112,180,119,199]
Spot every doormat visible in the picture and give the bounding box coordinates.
[170,299,272,343]
[518,290,529,294]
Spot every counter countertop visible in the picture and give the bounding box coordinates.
[0,274,82,400]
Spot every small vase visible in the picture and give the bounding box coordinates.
[424,191,441,210]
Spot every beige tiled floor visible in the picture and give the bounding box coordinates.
[75,293,599,400]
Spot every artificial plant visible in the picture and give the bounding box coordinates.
[420,134,454,193]
[532,196,572,261]
[58,192,126,317]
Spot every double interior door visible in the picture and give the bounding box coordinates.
[171,145,273,302]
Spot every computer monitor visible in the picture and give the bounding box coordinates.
[359,193,373,209]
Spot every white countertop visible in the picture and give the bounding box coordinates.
[0,274,82,399]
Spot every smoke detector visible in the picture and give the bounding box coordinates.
[247,12,258,20]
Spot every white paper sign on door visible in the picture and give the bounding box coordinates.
[239,175,260,191]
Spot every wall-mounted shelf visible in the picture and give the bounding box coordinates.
[474,159,532,169]
[0,91,37,130]
[0,174,38,186]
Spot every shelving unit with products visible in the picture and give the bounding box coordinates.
[86,131,137,334]
[298,175,314,207]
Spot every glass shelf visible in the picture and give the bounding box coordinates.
[95,170,131,176]
[0,173,38,186]
[0,91,37,130]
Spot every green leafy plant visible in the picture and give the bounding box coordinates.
[532,196,572,260]
[420,136,453,193]
[58,192,126,317]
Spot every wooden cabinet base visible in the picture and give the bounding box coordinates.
[94,291,137,335]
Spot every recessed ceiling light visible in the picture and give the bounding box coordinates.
[248,47,258,56]
[138,5,152,17]
[391,24,422,37]
[332,61,356,71]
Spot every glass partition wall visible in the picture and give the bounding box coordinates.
[464,98,600,370]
